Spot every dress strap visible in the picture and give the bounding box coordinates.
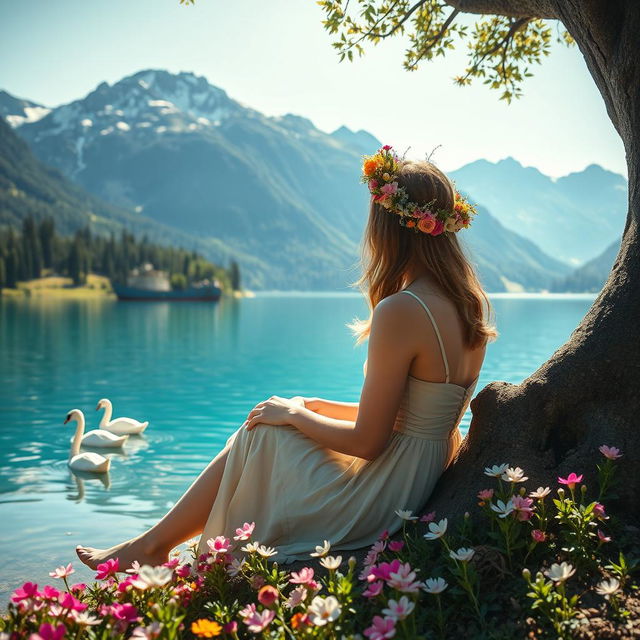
[401,289,450,383]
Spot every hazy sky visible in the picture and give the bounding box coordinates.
[0,0,627,178]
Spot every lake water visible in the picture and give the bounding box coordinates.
[0,292,596,601]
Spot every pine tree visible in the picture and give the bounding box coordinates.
[229,259,241,291]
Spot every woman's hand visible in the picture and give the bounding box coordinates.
[243,395,304,431]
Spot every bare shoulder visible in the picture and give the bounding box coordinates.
[371,291,423,329]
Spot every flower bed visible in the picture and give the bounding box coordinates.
[2,445,638,639]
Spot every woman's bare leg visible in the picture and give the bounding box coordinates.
[76,444,231,570]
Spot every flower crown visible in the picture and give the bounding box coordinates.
[361,145,477,236]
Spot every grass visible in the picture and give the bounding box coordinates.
[2,274,114,299]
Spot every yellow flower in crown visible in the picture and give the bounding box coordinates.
[360,145,477,236]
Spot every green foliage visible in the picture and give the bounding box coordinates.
[0,216,235,292]
[317,0,575,102]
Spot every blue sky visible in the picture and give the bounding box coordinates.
[0,0,626,178]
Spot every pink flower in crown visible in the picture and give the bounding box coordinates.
[368,179,379,191]
[380,182,398,197]
[430,219,445,236]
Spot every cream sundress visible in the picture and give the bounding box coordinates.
[196,289,480,562]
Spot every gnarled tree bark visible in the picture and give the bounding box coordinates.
[428,0,640,521]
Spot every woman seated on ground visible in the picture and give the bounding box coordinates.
[76,145,496,570]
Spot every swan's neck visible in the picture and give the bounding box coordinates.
[99,402,113,427]
[70,417,85,458]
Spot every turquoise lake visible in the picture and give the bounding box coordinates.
[0,292,596,600]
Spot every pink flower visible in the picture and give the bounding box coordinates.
[387,563,422,593]
[290,567,315,584]
[117,576,136,593]
[531,529,547,543]
[380,182,398,196]
[286,585,307,608]
[110,602,139,623]
[599,445,622,460]
[243,608,275,633]
[597,530,612,543]
[362,581,384,598]
[477,489,494,501]
[206,536,232,554]
[239,603,257,618]
[233,522,255,541]
[223,621,238,633]
[49,563,74,580]
[558,473,583,490]
[388,541,405,552]
[175,564,192,578]
[258,585,279,607]
[381,145,392,151]
[368,179,379,191]
[364,615,397,640]
[511,496,534,521]
[378,530,390,540]
[420,511,436,523]
[30,623,66,640]
[70,583,86,594]
[163,558,179,569]
[371,560,401,582]
[594,503,607,519]
[11,582,39,602]
[430,219,445,236]
[59,592,87,612]
[41,585,60,600]
[95,558,119,580]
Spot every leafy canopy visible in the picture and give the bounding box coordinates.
[180,0,574,103]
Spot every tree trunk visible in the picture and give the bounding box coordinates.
[427,0,640,521]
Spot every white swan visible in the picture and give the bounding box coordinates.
[69,426,128,448]
[96,398,149,435]
[65,410,111,473]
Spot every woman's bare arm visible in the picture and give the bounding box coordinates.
[303,398,359,422]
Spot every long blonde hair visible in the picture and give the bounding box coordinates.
[349,159,497,349]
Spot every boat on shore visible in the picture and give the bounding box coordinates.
[113,264,221,302]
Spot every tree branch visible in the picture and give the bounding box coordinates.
[406,8,462,70]
[444,0,558,19]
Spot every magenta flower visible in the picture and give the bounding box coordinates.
[371,559,401,582]
[70,583,86,594]
[59,591,87,612]
[364,615,397,640]
[378,529,390,540]
[511,496,534,521]
[223,621,238,633]
[599,445,622,460]
[41,585,60,600]
[388,541,405,552]
[175,564,192,578]
[11,581,39,603]
[289,567,315,584]
[368,179,379,191]
[387,563,422,593]
[31,623,66,640]
[477,489,494,501]
[49,563,75,579]
[381,145,393,151]
[95,557,119,580]
[431,219,445,236]
[362,581,384,598]
[531,529,547,543]
[233,522,255,541]
[597,529,612,543]
[162,558,180,569]
[110,602,140,623]
[206,536,232,554]
[594,503,607,519]
[558,473,583,490]
[420,511,436,523]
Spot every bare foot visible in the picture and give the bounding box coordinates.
[75,535,169,572]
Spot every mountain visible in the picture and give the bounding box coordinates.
[450,157,628,266]
[0,115,264,275]
[2,70,572,291]
[0,90,50,127]
[550,238,620,293]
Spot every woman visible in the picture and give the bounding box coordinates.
[76,145,497,570]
